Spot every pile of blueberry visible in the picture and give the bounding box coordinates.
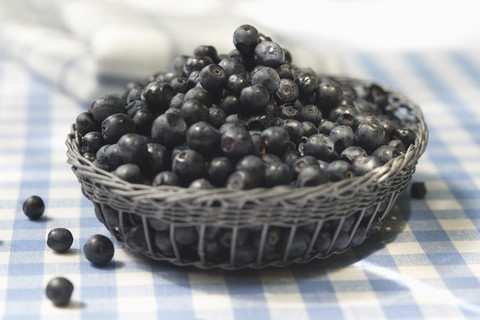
[75,24,416,190]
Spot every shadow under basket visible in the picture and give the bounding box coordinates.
[66,77,428,270]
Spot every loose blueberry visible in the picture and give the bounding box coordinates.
[47,228,74,253]
[83,234,114,266]
[233,24,259,55]
[411,181,427,199]
[45,277,74,307]
[22,195,45,220]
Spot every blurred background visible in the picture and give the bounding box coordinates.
[0,0,478,103]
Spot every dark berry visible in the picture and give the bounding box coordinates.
[251,66,281,94]
[296,165,328,187]
[189,178,215,189]
[265,162,292,187]
[125,99,149,117]
[83,234,114,266]
[295,73,318,97]
[352,156,381,176]
[254,41,285,68]
[282,119,305,143]
[180,98,209,125]
[302,121,317,137]
[329,104,359,126]
[183,56,214,76]
[154,231,174,256]
[22,195,45,220]
[124,225,148,253]
[292,155,318,178]
[101,113,135,144]
[90,94,125,122]
[152,171,180,187]
[47,228,73,253]
[132,108,155,135]
[233,24,259,55]
[113,163,141,183]
[329,125,354,154]
[169,93,185,109]
[340,146,368,163]
[208,106,227,128]
[392,127,416,149]
[80,131,105,154]
[236,155,265,179]
[388,139,406,154]
[75,112,100,136]
[194,45,220,63]
[199,64,227,93]
[207,156,235,187]
[221,126,255,159]
[117,133,148,165]
[218,95,241,115]
[226,74,248,97]
[171,149,205,184]
[326,160,355,182]
[45,277,74,307]
[143,143,170,175]
[186,70,200,88]
[351,112,379,131]
[276,103,299,120]
[317,120,338,135]
[104,143,124,169]
[275,78,299,103]
[411,182,427,199]
[355,122,385,152]
[151,112,187,149]
[218,57,247,78]
[239,84,270,115]
[226,170,259,190]
[141,81,175,113]
[372,145,400,165]
[303,133,338,162]
[299,104,322,125]
[174,226,198,246]
[186,121,221,156]
[316,80,343,113]
[261,126,290,156]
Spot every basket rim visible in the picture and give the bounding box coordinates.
[65,76,428,204]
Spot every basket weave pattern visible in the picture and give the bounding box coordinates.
[66,78,428,270]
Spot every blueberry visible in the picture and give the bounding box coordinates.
[303,133,338,162]
[295,73,319,97]
[233,244,256,264]
[207,156,235,187]
[80,131,105,154]
[244,113,274,131]
[315,80,343,113]
[169,76,188,93]
[313,231,332,253]
[83,234,114,266]
[317,120,339,135]
[174,226,198,246]
[329,125,354,154]
[282,149,300,168]
[392,127,416,149]
[101,113,135,144]
[90,94,125,122]
[218,57,247,78]
[355,122,385,152]
[186,121,221,156]
[261,126,290,156]
[276,103,299,120]
[75,111,100,136]
[372,145,400,165]
[275,78,299,103]
[154,231,174,256]
[239,84,270,115]
[221,126,255,159]
[226,74,248,97]
[265,162,292,187]
[199,64,227,93]
[292,155,319,178]
[113,163,141,183]
[125,99,149,118]
[411,181,427,199]
[194,45,220,63]
[226,170,259,190]
[171,149,205,184]
[351,112,379,131]
[352,156,381,176]
[285,231,309,259]
[117,133,148,165]
[169,93,185,109]
[180,98,209,125]
[22,195,45,220]
[350,225,367,247]
[132,108,155,135]
[332,231,350,252]
[152,171,180,187]
[276,63,295,79]
[236,155,265,179]
[254,41,285,68]
[233,24,259,55]
[47,228,74,253]
[124,225,148,253]
[208,106,227,128]
[45,277,74,307]
[186,70,200,88]
[282,119,305,143]
[219,228,249,248]
[326,160,355,182]
[218,95,241,115]
[183,56,214,76]
[296,165,328,187]
[302,121,317,137]
[388,139,406,154]
[329,104,359,126]
[143,143,170,175]
[251,66,280,94]
[151,112,187,149]
[141,81,175,113]
[104,143,124,169]
[189,178,215,189]
[299,104,322,125]
[101,205,120,228]
[340,146,368,164]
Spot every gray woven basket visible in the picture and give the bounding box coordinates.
[66,77,428,270]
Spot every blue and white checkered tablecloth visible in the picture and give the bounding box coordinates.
[1,49,480,320]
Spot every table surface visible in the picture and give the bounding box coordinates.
[1,50,480,320]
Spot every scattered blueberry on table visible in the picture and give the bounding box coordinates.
[83,234,115,266]
[47,228,74,253]
[45,277,74,307]
[22,195,45,220]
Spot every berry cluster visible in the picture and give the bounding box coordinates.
[76,24,415,190]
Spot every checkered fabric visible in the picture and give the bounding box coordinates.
[1,49,480,320]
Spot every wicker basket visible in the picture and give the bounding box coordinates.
[66,77,428,270]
